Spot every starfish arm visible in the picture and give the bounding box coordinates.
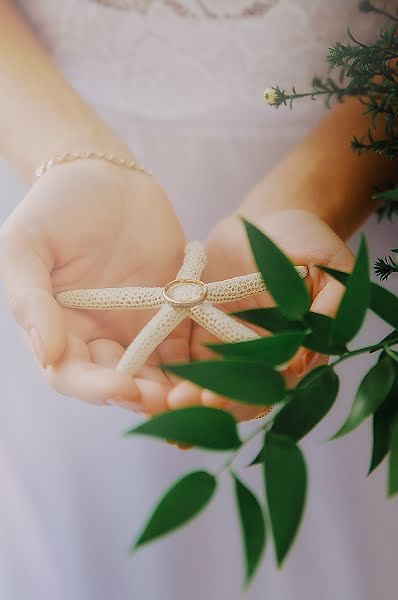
[207,266,309,304]
[177,241,207,280]
[55,287,164,310]
[116,304,187,377]
[190,302,260,343]
[207,273,265,303]
[191,303,288,373]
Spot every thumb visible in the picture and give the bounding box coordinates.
[290,278,346,378]
[0,238,66,367]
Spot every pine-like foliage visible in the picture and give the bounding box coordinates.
[265,1,398,279]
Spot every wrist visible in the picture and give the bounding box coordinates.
[3,95,135,184]
[241,98,398,241]
[24,123,134,184]
[240,141,375,241]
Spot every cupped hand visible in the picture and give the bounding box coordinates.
[0,160,187,412]
[167,208,355,422]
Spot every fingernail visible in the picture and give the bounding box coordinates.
[176,443,192,450]
[106,398,140,413]
[29,327,46,368]
[166,439,191,450]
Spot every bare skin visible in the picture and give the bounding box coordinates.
[0,1,396,419]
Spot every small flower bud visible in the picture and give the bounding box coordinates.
[263,88,278,106]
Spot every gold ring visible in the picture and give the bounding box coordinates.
[163,278,208,309]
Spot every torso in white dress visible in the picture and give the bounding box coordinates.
[0,1,397,599]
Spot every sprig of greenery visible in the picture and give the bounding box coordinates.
[265,0,398,280]
[121,2,398,587]
[125,220,398,586]
[374,253,398,280]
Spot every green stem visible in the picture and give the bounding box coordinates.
[385,346,398,362]
[215,405,285,477]
[283,89,345,102]
[363,4,398,23]
[331,337,398,368]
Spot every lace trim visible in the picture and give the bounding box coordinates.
[92,0,279,19]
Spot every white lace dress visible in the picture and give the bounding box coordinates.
[0,1,397,599]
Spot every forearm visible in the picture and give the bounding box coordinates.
[0,0,131,183]
[242,98,398,240]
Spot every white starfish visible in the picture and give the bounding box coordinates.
[55,242,308,378]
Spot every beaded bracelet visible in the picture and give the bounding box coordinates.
[34,151,151,180]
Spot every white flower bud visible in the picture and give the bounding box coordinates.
[263,88,278,106]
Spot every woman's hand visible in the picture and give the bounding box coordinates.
[0,160,187,413]
[167,208,355,422]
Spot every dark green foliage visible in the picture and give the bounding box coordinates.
[233,474,267,585]
[272,366,339,442]
[129,5,398,583]
[369,359,398,474]
[264,433,307,566]
[125,406,242,451]
[132,471,216,550]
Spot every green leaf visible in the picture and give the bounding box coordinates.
[249,447,265,467]
[164,360,286,406]
[242,219,310,319]
[207,331,305,366]
[369,359,398,475]
[373,188,398,202]
[125,406,241,451]
[370,284,398,330]
[235,308,346,355]
[331,236,370,345]
[388,418,398,497]
[303,312,347,355]
[332,357,395,439]
[233,474,266,586]
[272,366,339,442]
[320,267,398,330]
[318,266,348,284]
[369,413,391,475]
[233,308,306,333]
[132,471,216,551]
[264,432,307,566]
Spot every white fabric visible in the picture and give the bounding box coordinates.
[93,0,280,18]
[0,1,397,599]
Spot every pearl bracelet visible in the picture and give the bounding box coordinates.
[34,151,151,180]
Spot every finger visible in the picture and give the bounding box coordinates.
[87,338,125,368]
[133,378,169,415]
[167,381,207,409]
[168,381,259,423]
[0,239,66,366]
[290,278,345,377]
[201,390,262,422]
[86,339,172,414]
[166,440,192,450]
[156,321,191,385]
[45,333,140,407]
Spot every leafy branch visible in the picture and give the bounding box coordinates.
[124,220,398,586]
[120,2,398,588]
